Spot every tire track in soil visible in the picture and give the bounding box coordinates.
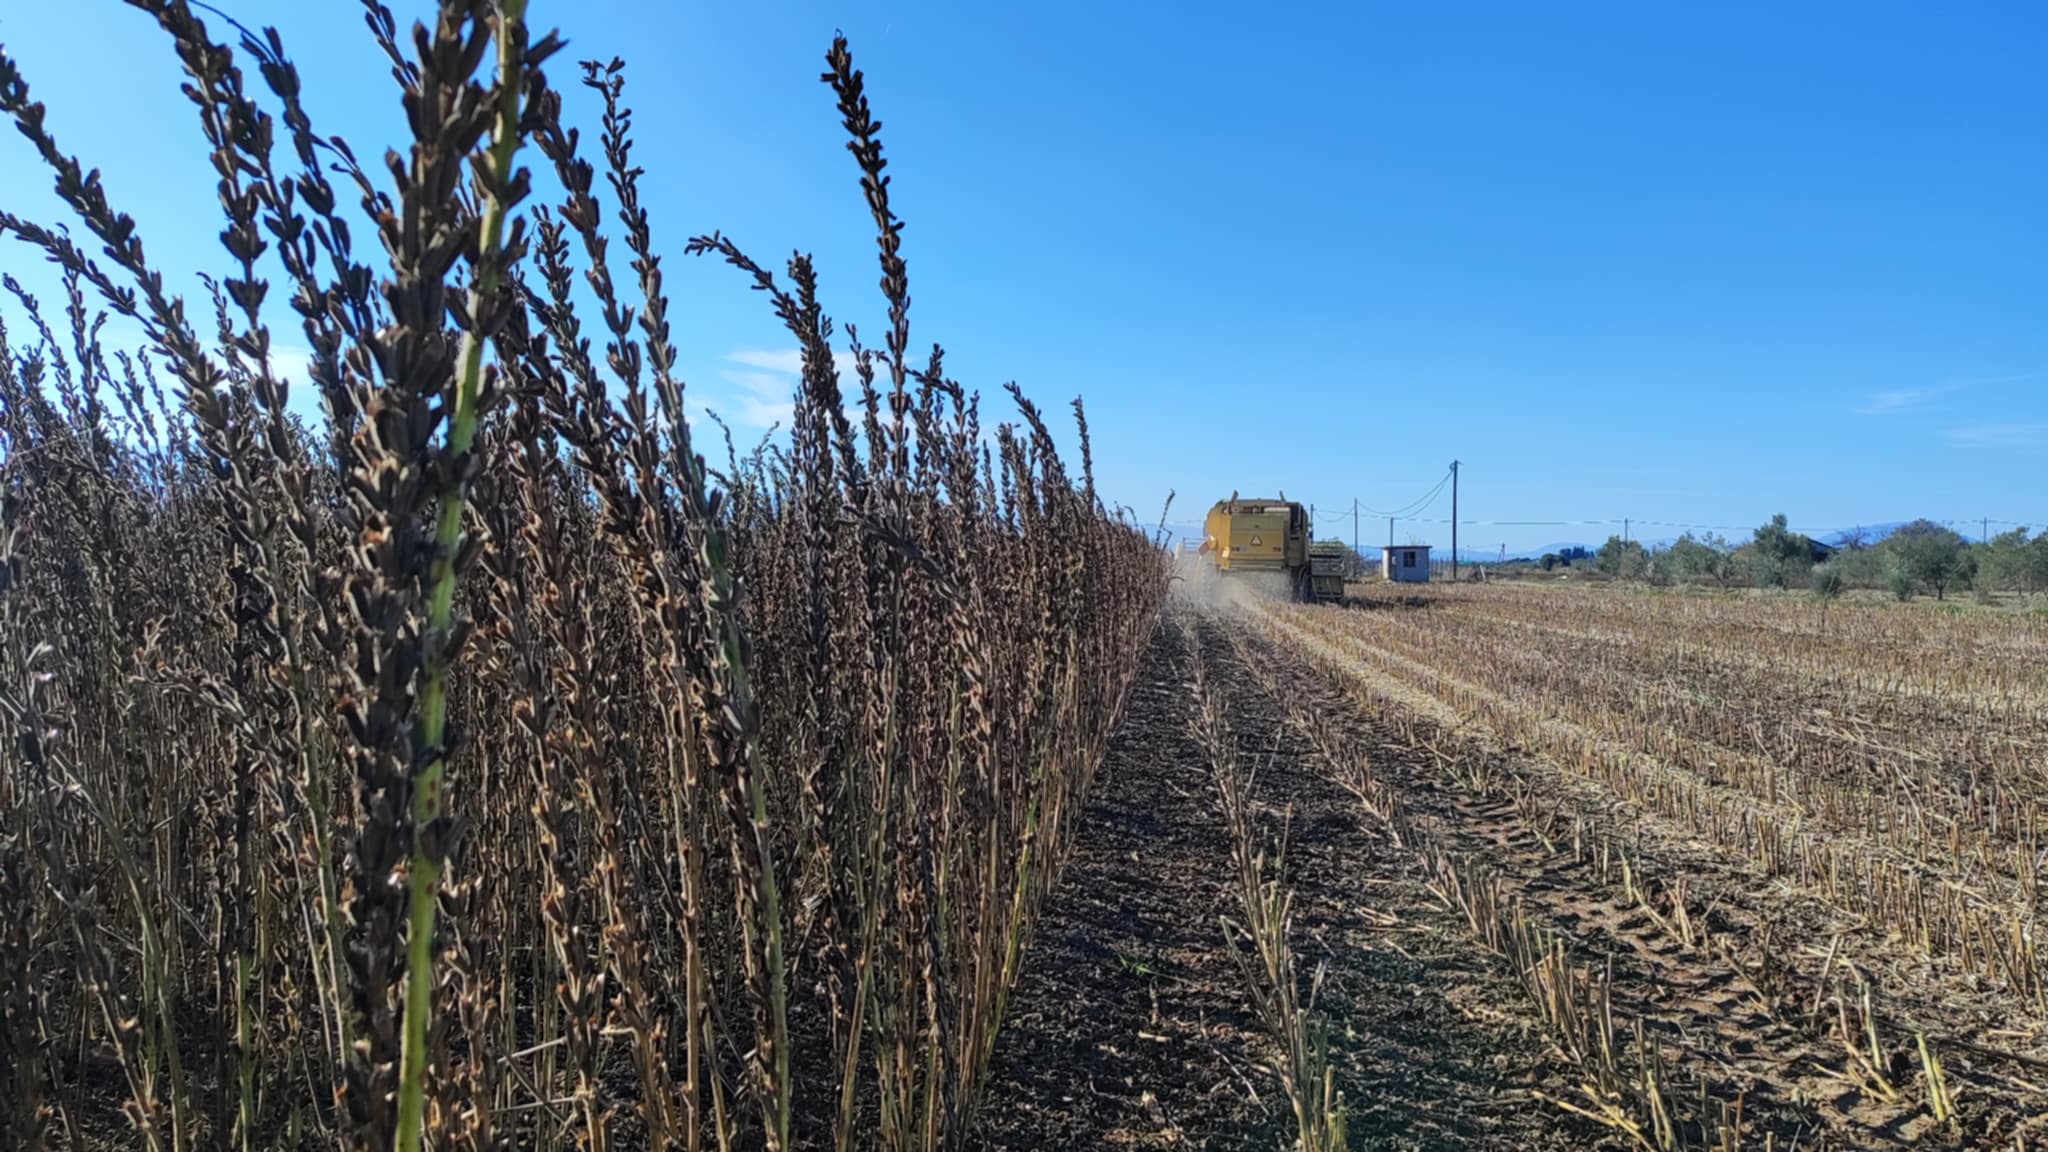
[972,618,1627,1151]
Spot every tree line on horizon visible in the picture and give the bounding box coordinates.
[1562,514,2048,602]
[1319,515,2046,602]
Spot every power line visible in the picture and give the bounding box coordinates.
[1308,469,1454,523]
[1357,471,1453,519]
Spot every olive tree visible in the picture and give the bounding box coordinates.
[1883,519,1974,600]
[1747,513,1814,589]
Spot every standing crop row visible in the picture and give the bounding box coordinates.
[0,5,1165,1151]
[1183,617,1346,1152]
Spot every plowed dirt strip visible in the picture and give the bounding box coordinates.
[972,618,1627,1151]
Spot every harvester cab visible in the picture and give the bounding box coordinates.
[1201,493,1345,603]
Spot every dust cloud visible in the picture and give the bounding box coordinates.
[1169,552,1295,612]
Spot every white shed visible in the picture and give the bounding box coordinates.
[1381,544,1431,583]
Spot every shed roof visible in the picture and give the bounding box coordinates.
[1381,543,1432,551]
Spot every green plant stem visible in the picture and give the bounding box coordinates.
[393,6,528,1150]
[235,950,254,1152]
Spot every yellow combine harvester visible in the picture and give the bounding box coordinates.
[1200,495,1347,602]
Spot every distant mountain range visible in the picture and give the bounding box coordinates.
[1815,522,1910,548]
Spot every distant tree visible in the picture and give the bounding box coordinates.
[1539,553,1559,572]
[1884,519,1973,600]
[1975,527,2040,596]
[1596,535,1650,580]
[1748,513,1814,589]
[1315,537,1367,578]
[1811,563,1844,628]
[1665,532,1734,585]
[1887,564,1917,602]
[1643,547,1675,586]
[1827,537,1887,588]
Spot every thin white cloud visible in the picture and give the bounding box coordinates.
[727,346,858,380]
[1945,423,2048,448]
[266,343,315,385]
[706,347,869,430]
[727,348,805,376]
[694,398,792,439]
[1857,372,2039,416]
[1941,371,2036,388]
[737,397,796,428]
[721,369,793,400]
[711,368,796,430]
[1854,384,1956,416]
[701,398,794,431]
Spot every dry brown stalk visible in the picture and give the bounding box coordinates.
[1185,615,1347,1152]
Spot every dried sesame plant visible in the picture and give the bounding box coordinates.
[0,4,1166,1150]
[1184,619,1347,1152]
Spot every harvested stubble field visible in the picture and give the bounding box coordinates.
[974,580,2046,1150]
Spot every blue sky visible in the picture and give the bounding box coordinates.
[2,2,2043,551]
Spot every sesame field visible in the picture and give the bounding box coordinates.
[2,5,2043,1151]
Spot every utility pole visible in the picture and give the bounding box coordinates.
[1352,498,1360,578]
[1450,460,1460,582]
[1623,517,1630,547]
[1984,516,1991,543]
